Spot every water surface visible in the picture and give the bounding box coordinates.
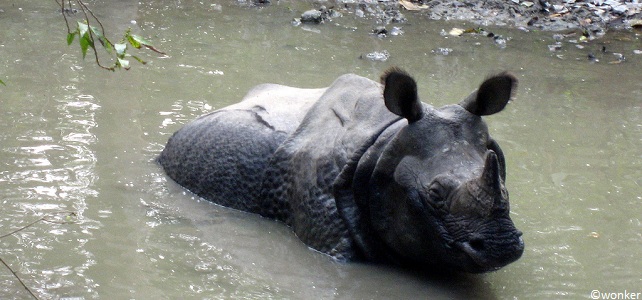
[0,1,640,299]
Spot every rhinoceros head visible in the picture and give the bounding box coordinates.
[338,68,523,273]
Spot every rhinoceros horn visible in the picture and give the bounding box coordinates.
[479,150,503,210]
[460,73,517,116]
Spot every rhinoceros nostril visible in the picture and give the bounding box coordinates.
[468,238,486,252]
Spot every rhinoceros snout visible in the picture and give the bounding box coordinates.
[458,231,524,272]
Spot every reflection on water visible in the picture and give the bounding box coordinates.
[0,83,101,298]
[1,0,641,299]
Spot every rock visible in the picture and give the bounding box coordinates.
[301,10,323,23]
[449,28,465,36]
[360,50,390,61]
[389,27,404,36]
[373,26,388,36]
[548,43,563,51]
[522,1,535,7]
[432,48,453,55]
[494,36,507,48]
[296,0,642,35]
[612,4,628,15]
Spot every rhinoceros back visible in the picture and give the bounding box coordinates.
[158,84,323,213]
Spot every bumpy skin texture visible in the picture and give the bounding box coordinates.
[159,71,525,273]
[159,83,322,213]
[257,75,401,260]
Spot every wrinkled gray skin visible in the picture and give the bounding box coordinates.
[159,69,524,273]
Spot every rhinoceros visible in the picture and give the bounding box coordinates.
[158,68,524,273]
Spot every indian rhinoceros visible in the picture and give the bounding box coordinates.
[158,68,524,273]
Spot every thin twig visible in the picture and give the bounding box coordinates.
[0,211,76,300]
[0,257,40,300]
[55,0,73,34]
[75,0,112,70]
[0,212,77,239]
[0,218,43,240]
[78,0,112,46]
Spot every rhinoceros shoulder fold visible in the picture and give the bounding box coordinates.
[221,83,327,133]
[301,74,395,138]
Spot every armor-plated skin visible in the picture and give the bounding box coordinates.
[159,69,524,273]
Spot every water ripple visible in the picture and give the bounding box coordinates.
[1,89,101,298]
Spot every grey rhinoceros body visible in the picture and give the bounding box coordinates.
[159,69,524,273]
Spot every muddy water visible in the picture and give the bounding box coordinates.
[1,1,640,299]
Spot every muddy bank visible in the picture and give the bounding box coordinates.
[401,0,642,34]
[259,0,642,38]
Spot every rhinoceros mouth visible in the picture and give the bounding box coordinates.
[455,233,524,272]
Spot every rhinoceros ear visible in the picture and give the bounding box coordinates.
[460,72,517,116]
[381,68,424,122]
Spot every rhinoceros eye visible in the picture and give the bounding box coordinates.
[428,182,446,206]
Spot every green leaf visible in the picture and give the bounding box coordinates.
[0,79,5,86]
[131,34,151,45]
[79,33,92,59]
[130,55,147,65]
[117,58,130,70]
[103,39,114,53]
[126,32,165,54]
[67,32,77,45]
[90,26,112,53]
[114,43,127,56]
[77,21,89,37]
[76,22,94,59]
[126,33,141,49]
[89,26,103,40]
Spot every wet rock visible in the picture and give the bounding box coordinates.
[611,4,628,15]
[373,26,388,37]
[299,6,341,24]
[548,43,563,51]
[432,48,453,55]
[522,1,535,8]
[288,0,641,36]
[355,8,365,18]
[301,9,323,23]
[236,0,270,7]
[493,35,508,48]
[414,0,638,32]
[553,33,565,41]
[371,26,403,37]
[611,52,625,62]
[552,5,568,13]
[588,52,598,62]
[389,27,404,36]
[360,50,390,61]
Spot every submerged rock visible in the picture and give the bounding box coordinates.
[298,6,342,24]
[360,50,390,61]
[432,48,453,55]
